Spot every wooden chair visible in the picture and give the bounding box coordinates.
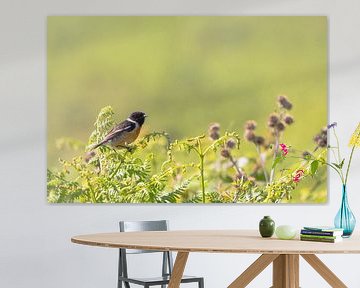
[118,220,204,288]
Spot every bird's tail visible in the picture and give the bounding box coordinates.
[90,141,104,151]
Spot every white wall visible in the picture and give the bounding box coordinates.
[1,1,360,287]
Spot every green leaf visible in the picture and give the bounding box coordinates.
[272,155,283,169]
[332,159,344,169]
[310,160,319,175]
[339,158,345,169]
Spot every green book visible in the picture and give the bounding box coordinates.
[300,234,340,240]
[300,236,342,243]
[303,226,344,233]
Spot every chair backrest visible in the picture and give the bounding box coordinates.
[118,220,173,282]
[119,220,169,254]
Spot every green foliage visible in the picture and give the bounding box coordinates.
[47,106,326,203]
[326,123,360,186]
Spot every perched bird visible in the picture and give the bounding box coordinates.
[91,111,147,150]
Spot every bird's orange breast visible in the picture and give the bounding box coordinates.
[114,127,141,148]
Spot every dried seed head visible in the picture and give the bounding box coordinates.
[244,130,256,142]
[244,120,257,131]
[284,115,294,125]
[313,134,322,142]
[268,113,280,128]
[317,138,327,148]
[313,128,328,148]
[276,122,286,132]
[321,127,327,136]
[254,136,265,146]
[209,131,220,140]
[226,139,236,149]
[278,95,293,110]
[209,123,220,132]
[220,149,231,158]
[208,123,221,140]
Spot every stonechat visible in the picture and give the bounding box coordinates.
[92,111,146,150]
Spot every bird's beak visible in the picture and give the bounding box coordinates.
[144,114,148,117]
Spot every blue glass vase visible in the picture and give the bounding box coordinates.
[334,185,356,237]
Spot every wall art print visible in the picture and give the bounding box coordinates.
[47,16,328,204]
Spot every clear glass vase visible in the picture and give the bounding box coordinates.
[334,185,356,237]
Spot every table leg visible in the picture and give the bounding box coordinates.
[301,254,347,288]
[168,251,189,288]
[228,254,279,288]
[272,254,299,288]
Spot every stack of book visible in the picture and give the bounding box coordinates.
[300,226,344,243]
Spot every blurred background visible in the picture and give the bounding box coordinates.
[47,16,327,201]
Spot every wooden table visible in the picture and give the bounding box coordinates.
[71,230,360,288]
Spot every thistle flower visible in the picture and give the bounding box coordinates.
[279,143,289,156]
[245,120,257,131]
[244,130,256,142]
[226,139,236,149]
[278,95,293,110]
[276,122,286,132]
[313,128,327,148]
[284,115,294,125]
[209,123,220,140]
[254,136,265,146]
[268,113,279,128]
[209,123,220,132]
[349,122,360,147]
[220,149,231,158]
[209,131,220,140]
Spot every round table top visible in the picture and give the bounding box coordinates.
[71,230,360,254]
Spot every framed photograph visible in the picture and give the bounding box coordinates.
[47,16,327,204]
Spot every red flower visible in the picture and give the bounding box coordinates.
[293,169,305,183]
[279,143,289,156]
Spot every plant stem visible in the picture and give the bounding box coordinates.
[270,129,279,183]
[199,154,206,203]
[228,154,242,175]
[321,161,345,184]
[345,145,356,185]
[333,128,342,164]
[332,128,345,181]
[255,145,269,183]
[196,139,206,203]
[86,177,97,203]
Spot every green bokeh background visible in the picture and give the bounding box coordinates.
[47,16,327,202]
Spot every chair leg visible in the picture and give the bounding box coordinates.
[199,278,204,288]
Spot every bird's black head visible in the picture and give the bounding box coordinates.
[129,111,147,126]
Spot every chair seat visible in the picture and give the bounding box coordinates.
[119,274,203,286]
